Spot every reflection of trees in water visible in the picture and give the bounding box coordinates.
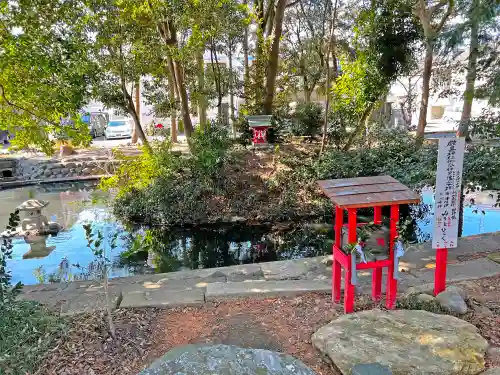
[122,225,333,273]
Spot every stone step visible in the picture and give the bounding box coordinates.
[120,279,207,308]
[205,279,332,301]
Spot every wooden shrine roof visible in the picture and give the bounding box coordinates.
[317,175,420,208]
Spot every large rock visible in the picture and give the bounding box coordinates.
[436,289,468,314]
[312,309,488,375]
[138,344,317,375]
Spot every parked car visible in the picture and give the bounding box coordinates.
[82,112,108,138]
[104,118,133,139]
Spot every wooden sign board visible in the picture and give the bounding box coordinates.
[432,136,466,249]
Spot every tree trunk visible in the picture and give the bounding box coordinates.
[197,51,207,131]
[320,0,339,154]
[173,61,194,137]
[158,21,193,138]
[416,40,433,144]
[458,6,479,138]
[166,62,177,143]
[131,81,140,144]
[243,0,250,102]
[303,88,312,103]
[263,0,287,115]
[126,96,150,152]
[228,43,236,137]
[120,75,150,152]
[342,103,375,151]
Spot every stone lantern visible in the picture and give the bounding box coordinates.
[17,199,50,233]
[17,199,61,235]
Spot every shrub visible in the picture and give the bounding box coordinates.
[0,301,66,375]
[188,123,231,178]
[0,211,65,375]
[100,139,182,197]
[113,123,232,225]
[290,102,323,138]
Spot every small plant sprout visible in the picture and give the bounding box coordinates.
[82,223,119,338]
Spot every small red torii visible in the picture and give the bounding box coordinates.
[318,176,420,313]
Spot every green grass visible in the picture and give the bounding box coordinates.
[0,300,66,375]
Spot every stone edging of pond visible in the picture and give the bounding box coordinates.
[19,231,500,314]
[0,175,106,190]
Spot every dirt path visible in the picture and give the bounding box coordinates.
[148,293,341,375]
[37,276,500,375]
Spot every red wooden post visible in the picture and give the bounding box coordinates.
[372,268,382,302]
[333,206,343,303]
[344,208,357,313]
[372,206,383,301]
[386,204,399,309]
[374,206,382,224]
[434,247,448,296]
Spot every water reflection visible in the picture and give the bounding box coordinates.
[3,183,500,285]
[119,224,333,274]
[2,183,133,285]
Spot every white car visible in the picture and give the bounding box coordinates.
[105,119,133,139]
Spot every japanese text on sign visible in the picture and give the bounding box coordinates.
[432,136,465,249]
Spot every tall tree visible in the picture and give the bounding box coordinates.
[413,0,454,143]
[321,0,339,154]
[87,0,151,148]
[338,0,422,151]
[282,0,333,104]
[454,0,499,136]
[0,0,93,154]
[249,0,299,113]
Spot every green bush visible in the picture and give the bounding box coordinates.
[100,139,182,197]
[113,123,232,225]
[290,102,323,138]
[188,123,231,178]
[0,301,66,375]
[281,124,500,193]
[311,126,439,187]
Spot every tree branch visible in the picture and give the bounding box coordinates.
[0,84,59,126]
[262,0,275,34]
[286,0,301,8]
[435,0,454,32]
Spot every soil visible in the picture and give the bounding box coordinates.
[35,277,500,375]
[214,144,327,224]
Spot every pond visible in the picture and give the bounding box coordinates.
[3,183,500,285]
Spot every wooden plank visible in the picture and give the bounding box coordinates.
[330,190,420,208]
[323,182,408,197]
[318,176,397,189]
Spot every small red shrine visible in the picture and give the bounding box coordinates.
[318,176,420,313]
[248,115,272,146]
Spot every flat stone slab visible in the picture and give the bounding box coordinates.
[205,280,331,301]
[312,309,488,375]
[138,344,317,375]
[261,258,323,280]
[121,283,205,308]
[487,251,500,264]
[409,258,500,286]
[144,263,264,282]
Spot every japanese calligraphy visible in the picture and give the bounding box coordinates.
[432,136,465,249]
